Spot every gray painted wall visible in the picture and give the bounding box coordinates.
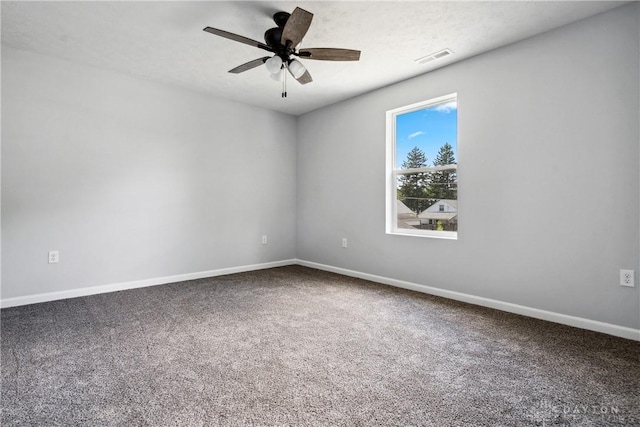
[2,47,297,299]
[296,4,640,329]
[2,4,639,332]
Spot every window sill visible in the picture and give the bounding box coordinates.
[387,230,458,240]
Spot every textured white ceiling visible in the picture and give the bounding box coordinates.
[1,1,628,116]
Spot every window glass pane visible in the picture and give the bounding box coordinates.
[395,100,457,170]
[396,172,458,232]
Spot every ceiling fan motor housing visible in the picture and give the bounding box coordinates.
[264,28,282,48]
[264,20,296,63]
[265,10,301,55]
[273,11,290,28]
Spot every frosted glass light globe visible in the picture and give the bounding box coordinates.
[265,56,283,74]
[288,59,306,79]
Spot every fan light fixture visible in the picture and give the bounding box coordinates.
[265,55,283,74]
[288,59,306,79]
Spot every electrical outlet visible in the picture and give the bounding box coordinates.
[48,250,59,264]
[620,269,634,287]
[261,235,267,245]
[342,238,348,248]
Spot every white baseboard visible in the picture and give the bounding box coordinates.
[296,259,640,342]
[3,258,638,341]
[0,259,297,309]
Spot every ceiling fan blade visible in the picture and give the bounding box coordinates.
[229,57,271,74]
[281,7,313,48]
[203,27,273,53]
[298,48,361,61]
[292,69,313,85]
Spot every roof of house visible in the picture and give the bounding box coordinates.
[417,212,458,221]
[418,199,458,218]
[436,199,458,209]
[397,200,415,215]
[397,200,418,229]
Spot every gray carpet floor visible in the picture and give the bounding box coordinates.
[2,266,639,426]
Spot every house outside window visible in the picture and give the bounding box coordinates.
[385,93,458,238]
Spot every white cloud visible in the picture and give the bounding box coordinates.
[433,101,458,113]
[408,131,425,139]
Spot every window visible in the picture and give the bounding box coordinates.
[386,93,458,239]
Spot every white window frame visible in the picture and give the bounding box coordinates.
[385,93,458,239]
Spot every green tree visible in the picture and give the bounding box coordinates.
[398,147,430,214]
[428,143,457,200]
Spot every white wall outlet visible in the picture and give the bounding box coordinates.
[261,235,267,245]
[620,269,634,287]
[48,250,59,264]
[342,238,348,248]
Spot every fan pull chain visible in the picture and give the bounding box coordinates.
[281,66,287,98]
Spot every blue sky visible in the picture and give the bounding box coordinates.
[396,100,457,168]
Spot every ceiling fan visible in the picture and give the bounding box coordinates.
[203,7,361,97]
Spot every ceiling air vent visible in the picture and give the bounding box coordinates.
[415,49,453,65]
